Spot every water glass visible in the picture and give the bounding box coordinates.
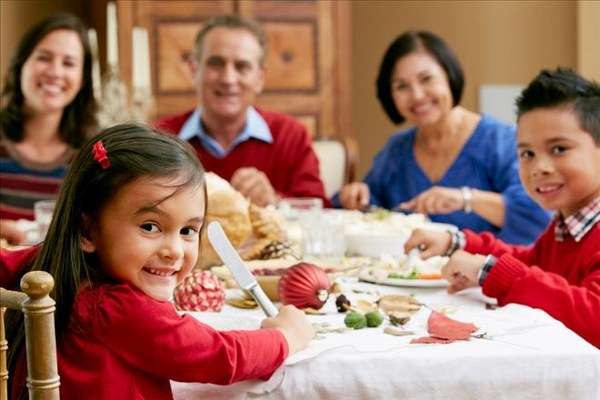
[34,200,56,239]
[278,197,323,221]
[299,212,346,258]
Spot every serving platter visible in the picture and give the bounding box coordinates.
[358,268,448,288]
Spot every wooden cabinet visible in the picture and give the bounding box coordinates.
[115,0,352,138]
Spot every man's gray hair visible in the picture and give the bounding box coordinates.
[193,14,267,64]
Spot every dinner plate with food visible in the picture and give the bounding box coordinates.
[358,254,449,288]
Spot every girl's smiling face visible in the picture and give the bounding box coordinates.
[82,175,205,301]
[517,107,600,217]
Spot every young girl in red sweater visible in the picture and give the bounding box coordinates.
[404,68,600,348]
[3,124,314,399]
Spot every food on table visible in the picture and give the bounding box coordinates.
[335,294,351,312]
[365,311,384,327]
[383,326,414,336]
[279,262,331,309]
[258,240,300,260]
[344,311,367,329]
[355,299,379,313]
[410,310,478,344]
[226,298,258,309]
[377,295,421,314]
[428,310,477,340]
[174,270,226,312]
[198,173,286,269]
[360,254,448,283]
[410,336,454,344]
[388,311,412,326]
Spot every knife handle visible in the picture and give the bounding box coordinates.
[249,285,279,317]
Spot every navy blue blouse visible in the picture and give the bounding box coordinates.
[335,114,550,245]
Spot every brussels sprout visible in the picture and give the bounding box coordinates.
[344,311,367,329]
[365,311,384,327]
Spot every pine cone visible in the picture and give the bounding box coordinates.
[174,270,226,312]
[259,240,300,260]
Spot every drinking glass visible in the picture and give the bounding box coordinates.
[34,200,56,239]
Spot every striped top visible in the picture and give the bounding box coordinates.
[0,137,71,220]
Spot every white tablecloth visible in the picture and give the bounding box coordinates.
[171,279,600,400]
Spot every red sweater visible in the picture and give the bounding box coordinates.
[1,250,288,400]
[154,108,328,204]
[464,221,600,348]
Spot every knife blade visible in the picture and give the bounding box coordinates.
[207,221,279,317]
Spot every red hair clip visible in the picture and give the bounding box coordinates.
[92,140,111,169]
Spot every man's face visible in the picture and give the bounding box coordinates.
[194,27,265,126]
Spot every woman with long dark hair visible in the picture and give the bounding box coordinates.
[0,12,98,244]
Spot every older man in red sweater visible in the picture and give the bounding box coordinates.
[154,15,326,207]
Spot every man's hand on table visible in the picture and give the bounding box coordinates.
[231,167,278,207]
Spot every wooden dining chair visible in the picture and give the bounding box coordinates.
[0,271,60,400]
[313,136,359,198]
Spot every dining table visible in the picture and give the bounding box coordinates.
[171,277,600,400]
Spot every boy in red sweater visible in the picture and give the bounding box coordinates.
[405,68,600,348]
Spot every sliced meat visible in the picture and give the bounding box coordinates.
[427,310,477,340]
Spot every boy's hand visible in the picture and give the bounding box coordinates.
[441,250,486,293]
[261,305,315,355]
[404,228,452,259]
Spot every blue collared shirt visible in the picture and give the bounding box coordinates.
[178,106,273,158]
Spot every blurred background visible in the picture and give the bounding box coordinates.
[2,0,598,177]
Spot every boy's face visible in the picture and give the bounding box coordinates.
[82,175,205,301]
[517,107,600,217]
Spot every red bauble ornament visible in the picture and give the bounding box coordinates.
[278,262,331,309]
[174,270,226,312]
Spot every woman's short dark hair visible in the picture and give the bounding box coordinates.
[376,30,464,124]
[0,12,98,147]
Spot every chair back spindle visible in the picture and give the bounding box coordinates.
[0,271,60,400]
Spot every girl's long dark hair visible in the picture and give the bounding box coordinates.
[5,124,205,399]
[0,12,98,147]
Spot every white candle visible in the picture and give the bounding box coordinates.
[106,2,118,67]
[132,27,151,91]
[87,29,102,100]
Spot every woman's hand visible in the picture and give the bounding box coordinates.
[0,219,27,245]
[339,182,370,210]
[397,186,464,215]
[404,228,452,259]
[441,250,486,293]
[261,305,315,355]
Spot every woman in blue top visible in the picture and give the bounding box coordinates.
[338,31,549,244]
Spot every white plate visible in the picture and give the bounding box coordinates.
[358,268,448,288]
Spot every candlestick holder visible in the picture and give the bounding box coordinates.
[96,65,154,127]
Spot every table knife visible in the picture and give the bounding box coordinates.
[207,221,279,317]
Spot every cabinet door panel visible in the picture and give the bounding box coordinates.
[116,0,351,139]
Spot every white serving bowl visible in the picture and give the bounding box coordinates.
[345,231,409,257]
